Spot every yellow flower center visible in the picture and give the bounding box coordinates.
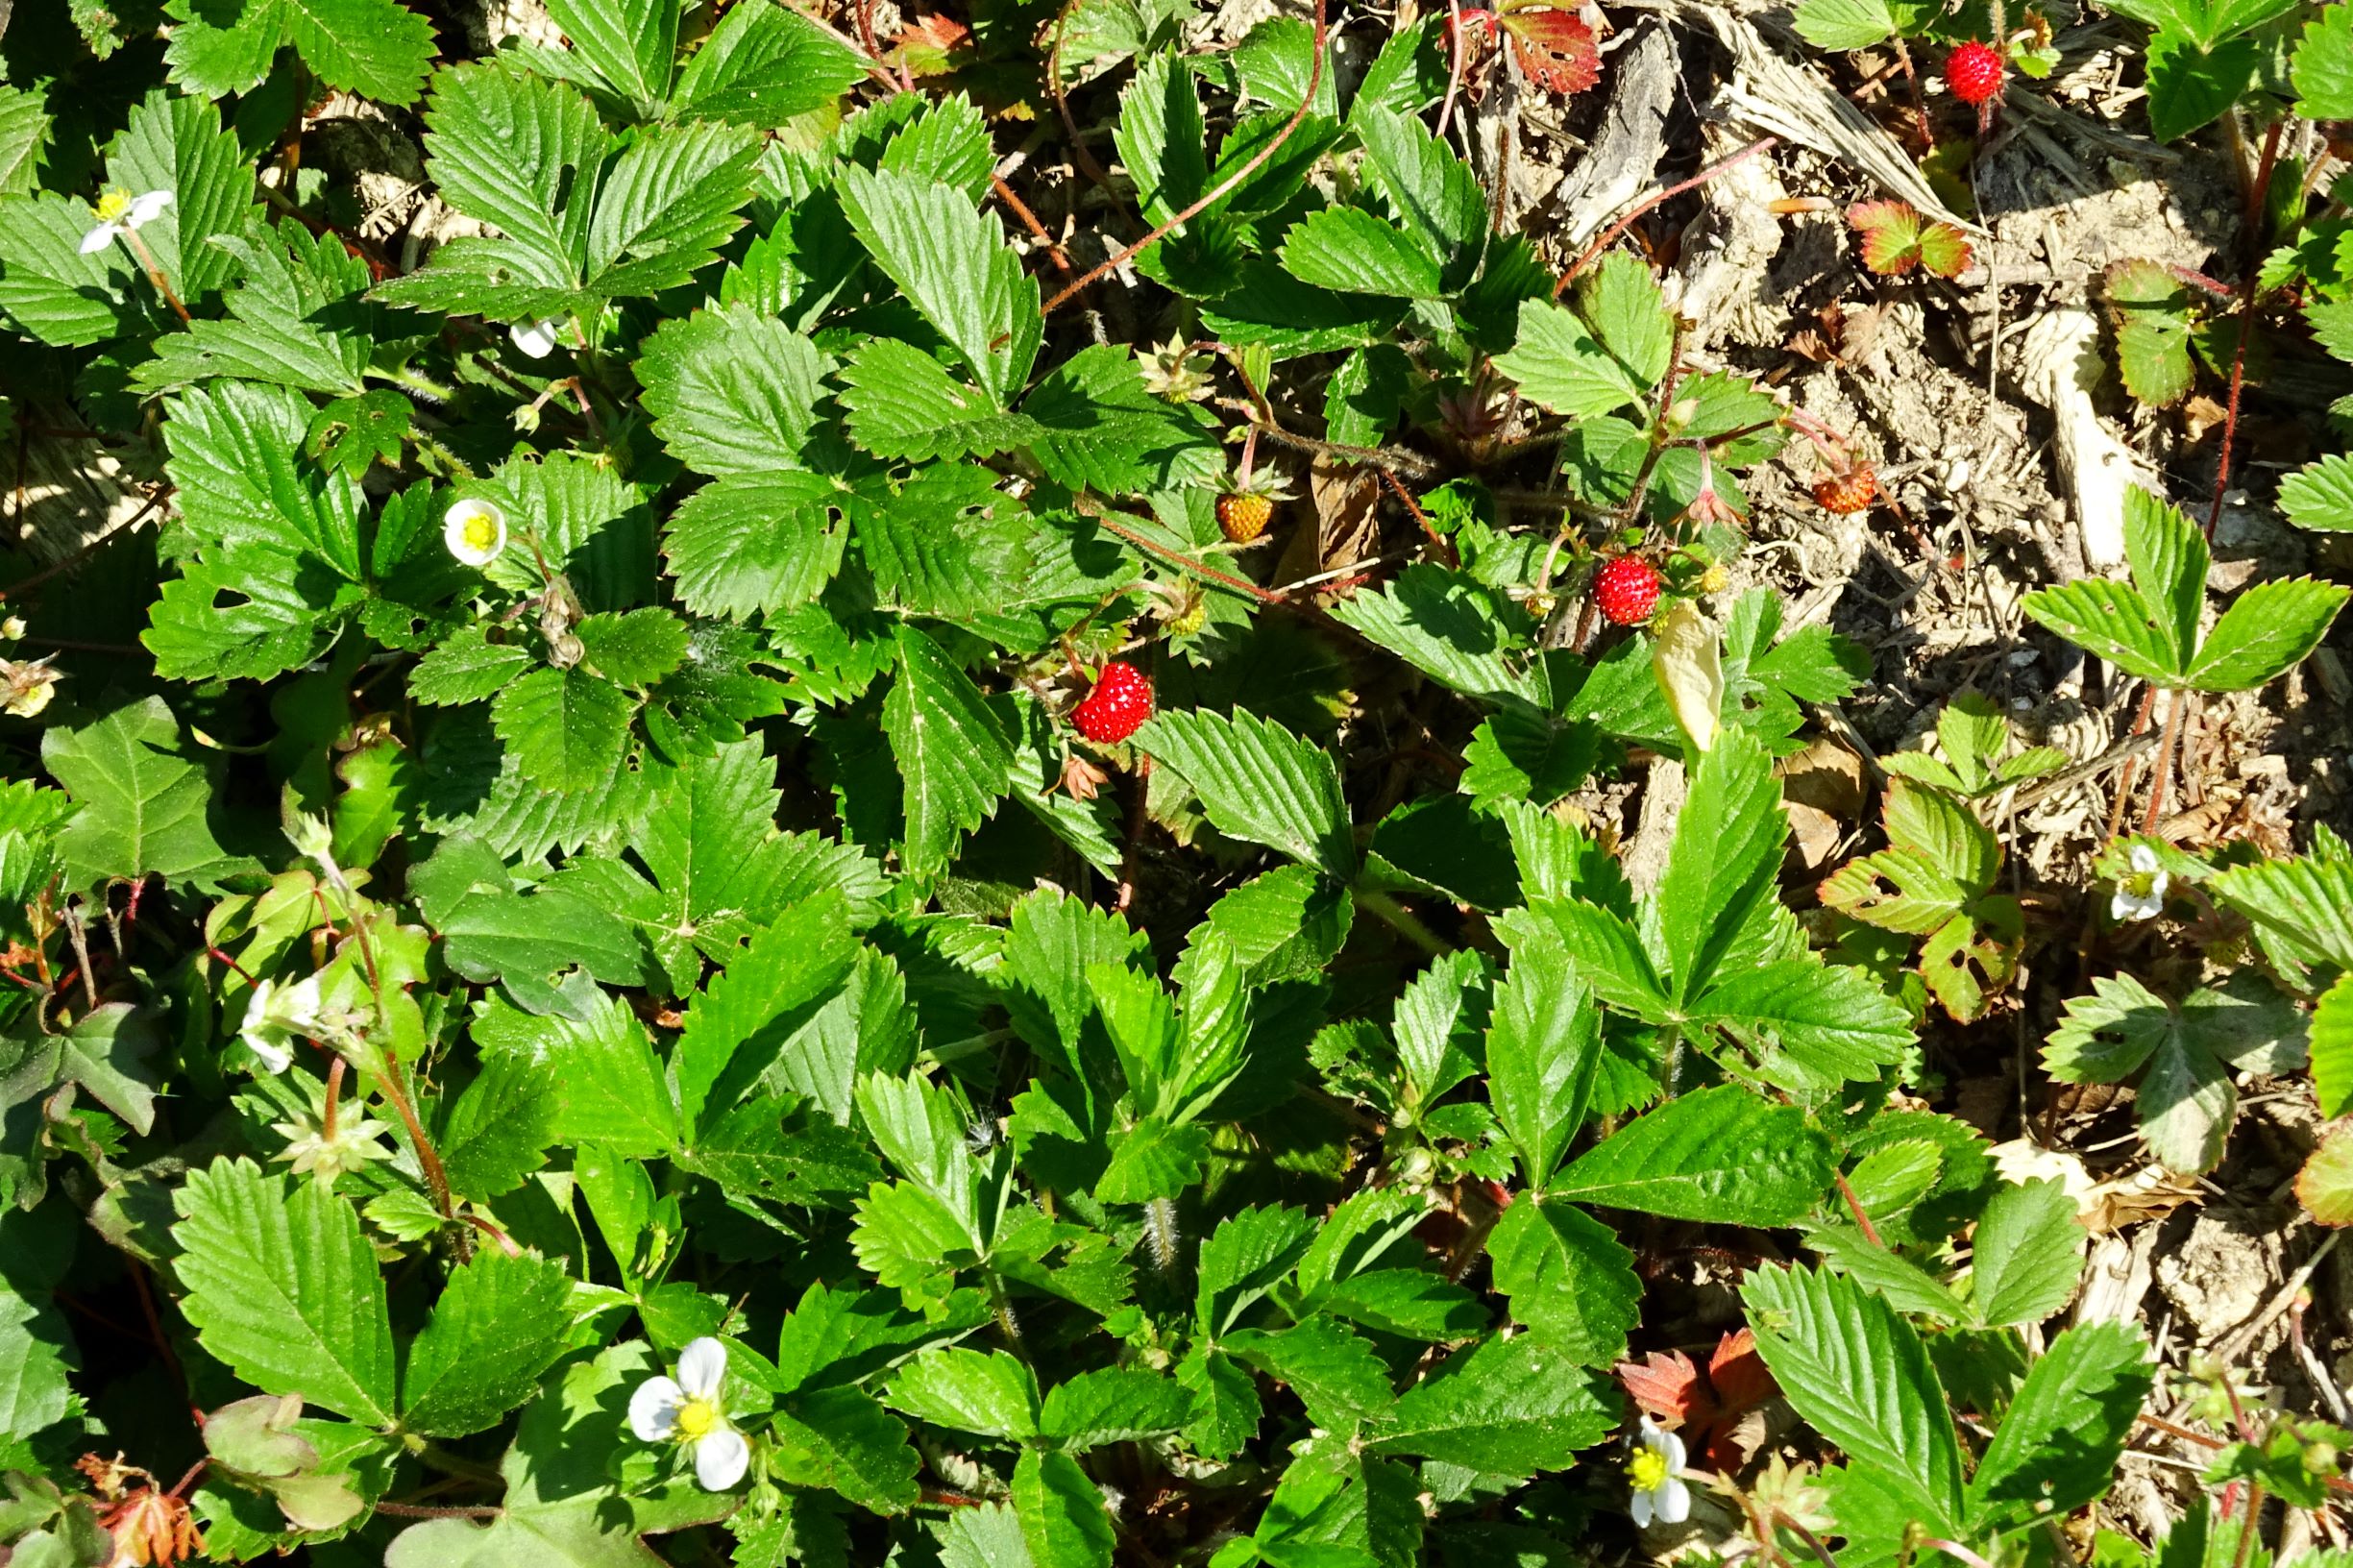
[461,514,500,552]
[93,188,133,223]
[1627,1448,1670,1492]
[674,1396,720,1441]
[2121,870,2159,899]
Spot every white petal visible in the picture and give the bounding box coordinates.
[1630,1490,1654,1528]
[1659,1428,1686,1469]
[128,190,174,225]
[510,319,559,358]
[281,972,326,1021]
[244,1032,294,1074]
[2129,844,2160,873]
[79,223,117,254]
[1655,1477,1691,1526]
[693,1425,749,1490]
[676,1336,728,1398]
[627,1376,684,1440]
[2112,888,2159,922]
[441,499,508,568]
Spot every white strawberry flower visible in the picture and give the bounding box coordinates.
[1627,1417,1691,1528]
[510,318,564,358]
[238,974,325,1074]
[2111,843,2169,923]
[80,188,172,254]
[442,499,508,568]
[628,1337,748,1490]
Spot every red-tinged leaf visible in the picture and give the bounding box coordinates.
[1499,7,1602,95]
[1448,7,1501,40]
[1698,1327,1777,1468]
[1847,200,1925,277]
[1915,220,1973,280]
[1618,1331,1779,1470]
[1705,1328,1775,1415]
[893,12,970,76]
[1615,1346,1709,1427]
[895,12,969,50]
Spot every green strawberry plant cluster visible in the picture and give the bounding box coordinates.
[0,0,2347,1564]
[2096,0,2353,544]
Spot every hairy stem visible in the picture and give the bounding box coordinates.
[1554,137,1777,297]
[1043,0,1330,315]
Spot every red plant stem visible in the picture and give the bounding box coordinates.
[990,172,1073,274]
[1436,0,1471,141]
[1888,35,1933,152]
[1376,466,1458,568]
[856,0,914,91]
[1923,1539,1999,1568]
[466,1213,525,1258]
[205,945,258,985]
[1554,136,1777,298]
[1778,1508,1845,1568]
[1073,496,1283,604]
[1042,0,1330,316]
[2105,684,2160,842]
[130,1262,197,1423]
[1834,1172,1883,1247]
[2141,687,2189,835]
[168,1459,208,1500]
[382,1057,452,1212]
[120,228,192,326]
[2206,118,2284,542]
[0,484,173,602]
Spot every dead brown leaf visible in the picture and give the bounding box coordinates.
[1777,735,1868,871]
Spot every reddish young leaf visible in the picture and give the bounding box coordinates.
[893,12,970,75]
[1847,200,1927,276]
[1914,221,1974,280]
[1617,1346,1709,1428]
[1705,1327,1774,1412]
[1447,7,1501,41]
[1616,1329,1779,1470]
[1497,6,1602,95]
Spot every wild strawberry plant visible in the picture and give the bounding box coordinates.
[0,0,2346,1565]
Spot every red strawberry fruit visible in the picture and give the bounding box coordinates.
[1072,662,1153,744]
[1811,460,1881,515]
[1594,556,1662,627]
[1948,41,2005,107]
